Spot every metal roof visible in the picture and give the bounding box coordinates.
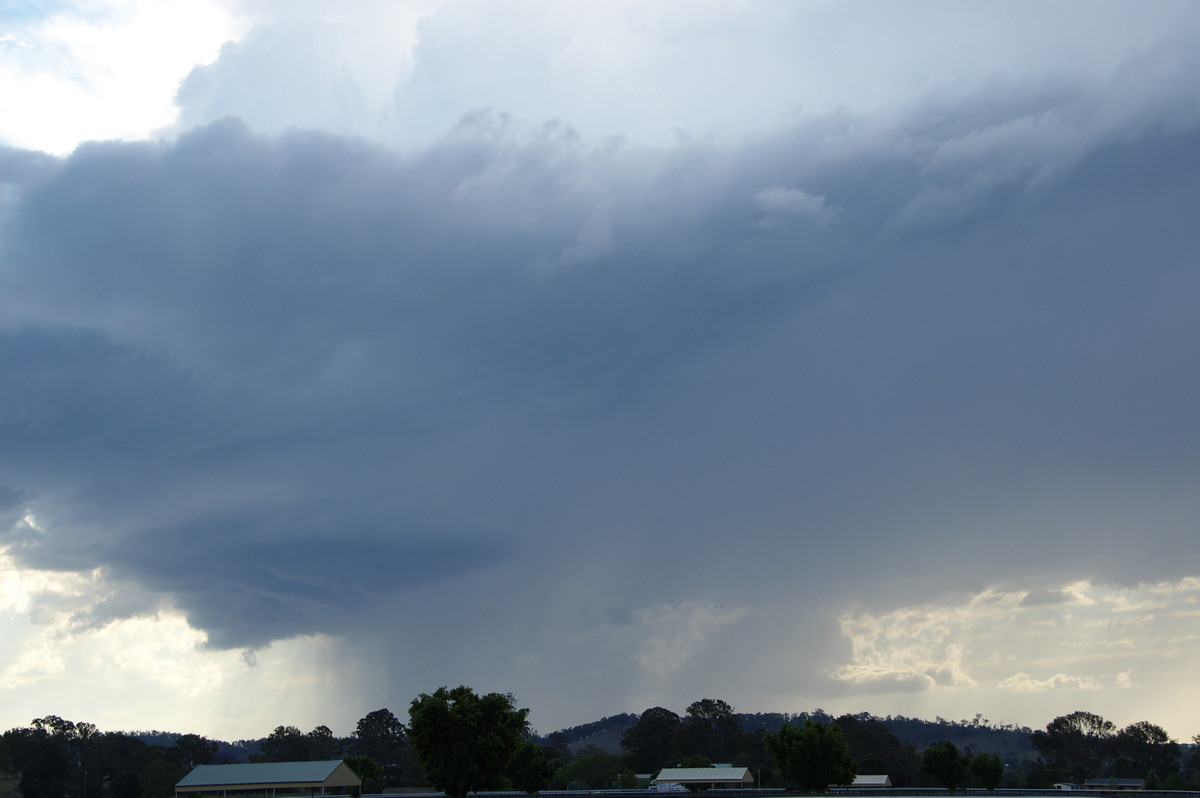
[176,761,359,789]
[653,767,753,784]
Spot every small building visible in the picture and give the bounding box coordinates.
[851,775,892,788]
[176,761,361,798]
[1083,779,1145,791]
[653,767,754,790]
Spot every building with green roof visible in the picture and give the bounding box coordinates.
[175,760,361,798]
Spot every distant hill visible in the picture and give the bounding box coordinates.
[543,713,639,755]
[125,730,260,763]
[735,711,1034,757]
[122,708,1039,765]
[877,714,1036,758]
[542,710,1037,759]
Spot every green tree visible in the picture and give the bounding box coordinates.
[621,707,682,774]
[142,759,181,798]
[171,734,218,771]
[30,715,78,738]
[343,754,383,794]
[307,725,344,759]
[1160,772,1189,790]
[834,714,923,787]
[543,732,573,767]
[6,728,70,798]
[6,716,80,798]
[3,719,159,798]
[350,708,424,787]
[1112,721,1179,779]
[509,740,553,795]
[557,747,635,790]
[94,734,150,798]
[407,686,530,798]
[970,752,1005,790]
[921,740,967,790]
[109,769,142,798]
[765,721,856,791]
[1032,711,1115,782]
[350,709,407,764]
[258,726,310,762]
[676,699,740,763]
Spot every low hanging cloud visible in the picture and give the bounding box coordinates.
[753,186,833,229]
[998,672,1106,692]
[626,601,748,676]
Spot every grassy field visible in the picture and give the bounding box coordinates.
[0,778,18,796]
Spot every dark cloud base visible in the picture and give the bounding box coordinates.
[1,104,1198,667]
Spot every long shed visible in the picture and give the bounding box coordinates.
[851,775,892,788]
[653,767,754,789]
[175,761,361,798]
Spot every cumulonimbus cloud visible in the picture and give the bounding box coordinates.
[2,9,1200,733]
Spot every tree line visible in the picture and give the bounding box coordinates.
[4,695,1199,798]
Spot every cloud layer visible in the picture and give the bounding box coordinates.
[2,0,1200,738]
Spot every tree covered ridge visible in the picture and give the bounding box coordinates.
[3,701,1197,797]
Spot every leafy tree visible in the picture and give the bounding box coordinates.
[255,724,342,762]
[1032,711,1114,782]
[350,709,407,765]
[1021,757,1061,789]
[731,728,776,786]
[1184,734,1200,786]
[921,740,968,790]
[621,707,682,773]
[1160,772,1189,790]
[685,698,735,727]
[6,728,70,798]
[258,726,309,762]
[307,725,345,759]
[969,752,1005,790]
[5,716,83,798]
[542,732,573,767]
[509,740,553,794]
[350,708,425,787]
[343,754,383,794]
[109,768,143,798]
[93,734,150,798]
[765,721,856,791]
[3,719,166,798]
[557,747,635,790]
[1111,721,1179,779]
[834,714,923,787]
[407,685,530,798]
[143,759,181,798]
[676,699,740,763]
[172,734,218,771]
[123,744,173,774]
[30,715,78,738]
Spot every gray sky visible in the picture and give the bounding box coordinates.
[2,0,1200,741]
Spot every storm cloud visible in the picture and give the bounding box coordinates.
[2,0,1200,738]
